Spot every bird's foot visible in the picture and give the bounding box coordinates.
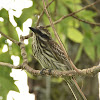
[48,69,53,75]
[40,68,47,75]
[40,68,53,75]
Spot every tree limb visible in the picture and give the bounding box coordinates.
[0,61,100,77]
[0,32,100,78]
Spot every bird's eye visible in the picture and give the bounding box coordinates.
[42,34,49,39]
[36,29,50,40]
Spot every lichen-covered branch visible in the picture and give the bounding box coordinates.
[0,61,100,77]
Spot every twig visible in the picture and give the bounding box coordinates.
[0,32,20,45]
[19,35,40,75]
[42,0,79,72]
[36,0,54,26]
[72,15,100,26]
[84,0,100,14]
[0,62,21,69]
[45,0,100,28]
[22,32,33,39]
[20,35,28,68]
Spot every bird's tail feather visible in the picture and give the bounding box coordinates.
[64,78,87,100]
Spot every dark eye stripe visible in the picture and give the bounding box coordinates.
[37,30,50,40]
[42,34,49,39]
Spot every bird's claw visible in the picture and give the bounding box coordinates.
[40,68,47,75]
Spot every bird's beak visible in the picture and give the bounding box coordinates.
[29,27,38,33]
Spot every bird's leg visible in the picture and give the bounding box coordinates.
[48,69,53,75]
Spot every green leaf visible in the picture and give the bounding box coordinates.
[68,18,80,28]
[48,1,55,13]
[57,2,68,15]
[42,15,50,26]
[14,4,35,29]
[74,44,83,63]
[0,52,19,100]
[80,22,93,37]
[0,37,6,54]
[0,8,8,20]
[94,26,100,33]
[0,74,19,100]
[80,23,92,33]
[67,28,84,43]
[4,21,19,41]
[11,43,21,56]
[82,37,95,61]
[93,33,100,46]
[78,10,97,22]
[63,0,82,12]
[0,8,19,41]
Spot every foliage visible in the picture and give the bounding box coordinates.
[0,52,19,100]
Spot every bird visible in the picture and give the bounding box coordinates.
[29,26,87,100]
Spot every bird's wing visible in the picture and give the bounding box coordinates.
[48,39,73,70]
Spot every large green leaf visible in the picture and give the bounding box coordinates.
[78,10,97,22]
[14,3,35,29]
[0,52,19,100]
[11,43,21,56]
[80,23,93,38]
[67,28,84,43]
[93,33,100,46]
[82,37,95,61]
[0,8,19,41]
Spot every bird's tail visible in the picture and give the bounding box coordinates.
[64,78,87,100]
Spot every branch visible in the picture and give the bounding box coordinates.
[84,0,100,14]
[0,33,100,77]
[0,61,100,77]
[0,31,33,45]
[45,0,100,28]
[0,32,20,45]
[19,35,28,69]
[36,0,54,26]
[42,0,79,72]
[22,32,33,39]
[72,15,100,26]
[0,62,21,69]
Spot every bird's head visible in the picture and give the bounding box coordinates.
[29,26,51,41]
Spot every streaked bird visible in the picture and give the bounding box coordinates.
[29,26,87,100]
